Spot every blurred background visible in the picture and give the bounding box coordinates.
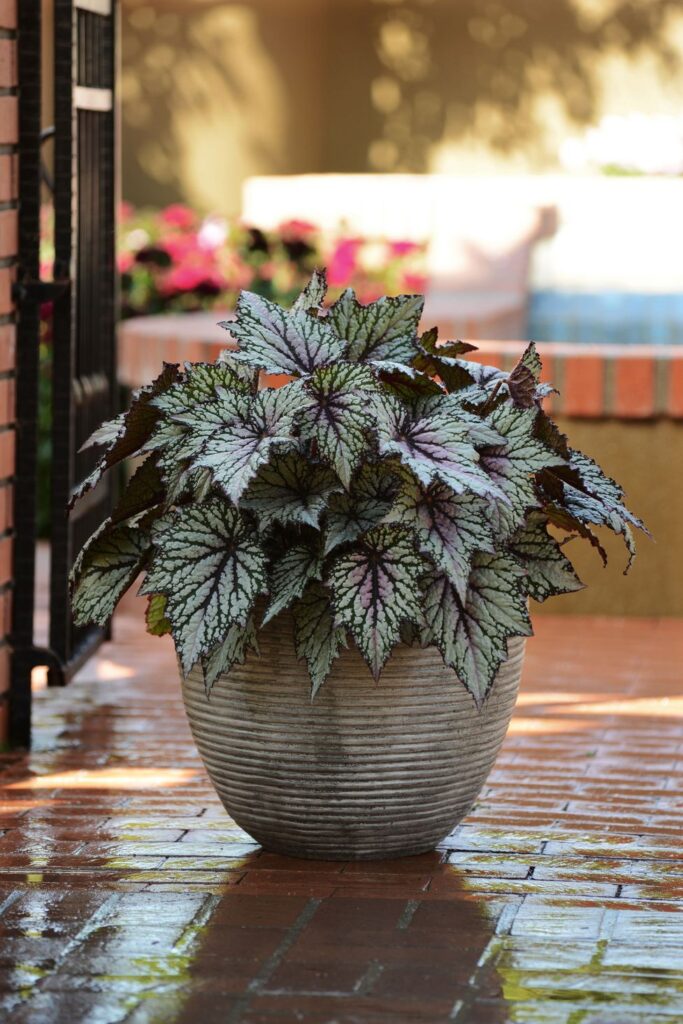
[40,0,683,616]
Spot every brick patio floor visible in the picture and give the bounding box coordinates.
[0,607,682,1023]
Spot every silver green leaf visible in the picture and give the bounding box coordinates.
[263,546,323,625]
[324,464,398,555]
[72,519,150,627]
[70,363,181,509]
[509,514,584,602]
[328,289,423,364]
[376,393,505,501]
[195,384,308,503]
[142,498,268,675]
[226,290,347,375]
[300,362,379,487]
[569,449,625,503]
[479,404,565,542]
[293,581,347,696]
[201,618,259,695]
[241,452,342,530]
[292,268,328,313]
[328,525,430,679]
[152,361,251,417]
[422,553,532,705]
[386,479,494,600]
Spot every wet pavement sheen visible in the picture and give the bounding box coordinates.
[1,608,682,1023]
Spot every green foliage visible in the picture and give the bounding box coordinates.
[70,273,647,704]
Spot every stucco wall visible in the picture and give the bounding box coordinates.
[121,0,683,214]
[534,418,683,618]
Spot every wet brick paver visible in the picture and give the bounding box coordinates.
[0,606,682,1023]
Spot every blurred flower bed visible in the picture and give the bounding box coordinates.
[117,203,427,317]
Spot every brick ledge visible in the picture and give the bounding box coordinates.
[118,313,683,420]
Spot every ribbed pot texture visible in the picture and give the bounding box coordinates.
[182,620,525,860]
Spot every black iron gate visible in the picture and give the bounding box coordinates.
[11,0,118,746]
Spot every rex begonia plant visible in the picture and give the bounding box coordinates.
[70,271,646,705]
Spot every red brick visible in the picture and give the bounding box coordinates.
[0,377,14,425]
[667,356,683,418]
[0,266,14,315]
[0,324,15,372]
[0,427,14,478]
[0,481,10,529]
[562,355,605,417]
[613,355,655,418]
[0,0,15,30]
[0,96,17,145]
[0,38,16,88]
[0,209,17,259]
[0,534,10,585]
[0,155,16,203]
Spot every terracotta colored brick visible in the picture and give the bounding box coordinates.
[0,265,14,314]
[667,356,683,418]
[0,0,16,30]
[0,38,16,88]
[561,355,605,417]
[0,96,17,145]
[0,534,10,585]
[0,587,10,636]
[0,376,14,424]
[0,323,14,372]
[0,209,17,259]
[0,154,16,203]
[613,355,655,418]
[0,427,14,478]
[0,481,11,528]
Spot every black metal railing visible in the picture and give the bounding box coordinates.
[10,0,117,747]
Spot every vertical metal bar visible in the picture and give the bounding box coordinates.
[9,0,43,746]
[49,0,77,674]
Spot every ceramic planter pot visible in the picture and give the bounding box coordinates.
[182,618,525,860]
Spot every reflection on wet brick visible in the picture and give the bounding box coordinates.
[0,611,682,1022]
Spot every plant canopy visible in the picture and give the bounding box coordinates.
[71,271,647,705]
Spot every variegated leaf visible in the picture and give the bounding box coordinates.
[111,455,165,525]
[153,361,251,417]
[412,328,479,391]
[263,546,323,625]
[146,594,172,636]
[557,482,639,571]
[226,290,347,375]
[569,449,625,503]
[328,289,423,364]
[72,520,150,627]
[142,499,268,675]
[328,525,430,679]
[478,404,566,542]
[292,268,328,312]
[293,581,347,696]
[202,618,259,694]
[386,479,494,600]
[509,515,584,602]
[300,363,379,487]
[241,451,341,530]
[376,394,505,501]
[70,363,181,509]
[195,384,309,503]
[79,413,125,451]
[422,553,532,705]
[324,464,398,555]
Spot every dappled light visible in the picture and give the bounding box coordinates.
[7,768,198,791]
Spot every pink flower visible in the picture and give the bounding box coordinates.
[117,251,134,273]
[278,219,317,240]
[390,240,421,257]
[118,200,135,224]
[327,238,362,287]
[401,272,428,292]
[159,204,197,230]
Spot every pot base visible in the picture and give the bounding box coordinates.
[182,626,525,861]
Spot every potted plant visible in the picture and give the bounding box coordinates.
[71,271,645,860]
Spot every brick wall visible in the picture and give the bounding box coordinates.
[0,0,16,744]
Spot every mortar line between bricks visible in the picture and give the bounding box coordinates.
[225,896,323,1024]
